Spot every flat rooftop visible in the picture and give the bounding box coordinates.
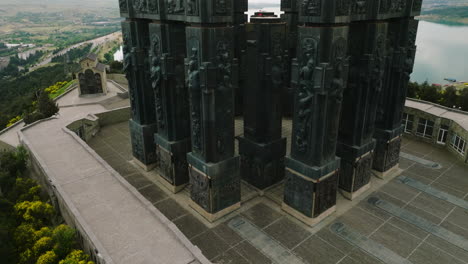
[88,120,468,264]
[406,98,468,131]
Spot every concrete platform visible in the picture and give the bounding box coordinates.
[89,120,468,264]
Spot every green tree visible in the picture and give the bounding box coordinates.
[52,224,77,259]
[59,250,94,264]
[459,88,468,111]
[5,177,41,203]
[441,86,458,108]
[0,146,28,177]
[36,250,58,264]
[14,201,54,227]
[406,81,420,98]
[14,223,37,253]
[37,91,59,118]
[33,237,54,258]
[418,82,442,103]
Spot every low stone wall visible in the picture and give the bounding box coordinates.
[19,123,113,264]
[403,99,468,163]
[0,139,14,152]
[66,115,100,142]
[66,107,130,142]
[107,74,127,87]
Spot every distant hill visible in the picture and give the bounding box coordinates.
[421,0,468,25]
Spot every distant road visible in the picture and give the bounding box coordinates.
[30,31,121,71]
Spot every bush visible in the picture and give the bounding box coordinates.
[36,250,58,264]
[23,112,46,125]
[14,201,54,227]
[59,250,94,264]
[52,225,77,259]
[6,116,21,127]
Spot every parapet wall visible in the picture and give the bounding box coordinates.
[66,107,130,142]
[19,119,113,264]
[403,98,468,163]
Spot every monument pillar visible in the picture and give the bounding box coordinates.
[185,0,240,222]
[337,22,388,200]
[238,14,287,190]
[280,0,298,116]
[283,1,349,226]
[234,0,248,116]
[373,17,418,178]
[149,20,191,192]
[121,19,158,170]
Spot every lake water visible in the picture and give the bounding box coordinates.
[412,21,468,84]
[114,8,468,85]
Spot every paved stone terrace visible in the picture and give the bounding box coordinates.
[88,120,468,264]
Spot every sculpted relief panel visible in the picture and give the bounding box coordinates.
[335,0,351,16]
[379,0,406,14]
[187,0,198,16]
[119,0,128,12]
[351,0,366,15]
[133,0,149,13]
[214,0,231,15]
[167,0,185,14]
[150,33,165,130]
[187,38,203,154]
[295,37,318,154]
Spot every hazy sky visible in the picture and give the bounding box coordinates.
[249,0,280,4]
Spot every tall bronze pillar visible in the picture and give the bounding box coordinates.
[149,13,191,192]
[120,5,158,170]
[337,21,388,200]
[185,0,240,222]
[283,1,349,226]
[373,1,421,178]
[239,14,287,190]
[280,0,298,116]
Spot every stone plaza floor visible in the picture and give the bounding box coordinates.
[87,120,468,264]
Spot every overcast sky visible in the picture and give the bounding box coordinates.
[249,0,280,4]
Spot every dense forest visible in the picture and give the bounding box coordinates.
[0,64,70,129]
[407,82,468,111]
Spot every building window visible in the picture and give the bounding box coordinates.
[403,113,414,133]
[451,134,466,156]
[416,118,434,138]
[437,125,449,144]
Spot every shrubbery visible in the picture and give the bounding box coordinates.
[23,90,59,125]
[0,147,95,264]
[407,81,468,111]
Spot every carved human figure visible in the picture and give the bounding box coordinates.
[324,62,345,159]
[123,37,132,80]
[119,0,128,11]
[295,57,315,152]
[188,49,201,151]
[216,42,231,91]
[187,0,197,15]
[151,55,164,128]
[215,0,227,14]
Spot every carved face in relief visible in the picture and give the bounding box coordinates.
[119,0,128,11]
[215,0,228,14]
[187,0,198,15]
[352,0,366,14]
[133,0,148,13]
[302,0,321,16]
[335,0,350,16]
